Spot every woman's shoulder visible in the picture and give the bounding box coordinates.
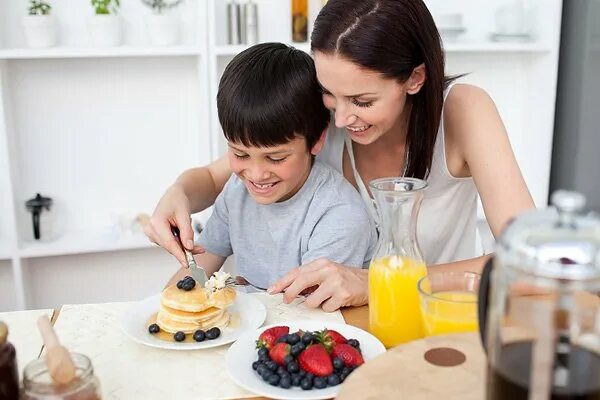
[442,83,503,176]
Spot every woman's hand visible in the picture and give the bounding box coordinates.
[268,259,369,312]
[143,183,205,268]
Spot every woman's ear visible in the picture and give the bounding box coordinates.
[310,127,328,156]
[406,63,427,95]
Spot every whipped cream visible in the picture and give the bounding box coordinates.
[205,271,231,292]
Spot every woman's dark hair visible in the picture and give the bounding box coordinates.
[311,0,455,179]
[217,43,329,151]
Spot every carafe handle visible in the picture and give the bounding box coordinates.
[478,257,494,350]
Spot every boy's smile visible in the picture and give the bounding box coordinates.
[228,135,324,204]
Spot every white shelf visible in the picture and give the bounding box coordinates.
[0,46,203,60]
[18,231,155,259]
[444,41,550,53]
[214,42,311,56]
[214,42,548,57]
[0,244,12,261]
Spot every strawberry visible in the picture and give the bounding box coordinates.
[298,344,333,377]
[331,343,364,367]
[256,326,289,350]
[315,328,347,351]
[269,342,291,366]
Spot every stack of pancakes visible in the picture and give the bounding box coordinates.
[156,284,236,334]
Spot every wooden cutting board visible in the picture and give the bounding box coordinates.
[337,332,486,400]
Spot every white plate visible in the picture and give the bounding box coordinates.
[121,291,266,350]
[226,319,386,400]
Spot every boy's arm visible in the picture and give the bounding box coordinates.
[165,251,227,288]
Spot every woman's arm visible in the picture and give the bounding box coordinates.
[144,154,232,267]
[444,84,535,237]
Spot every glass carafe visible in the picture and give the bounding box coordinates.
[480,190,600,399]
[368,177,428,348]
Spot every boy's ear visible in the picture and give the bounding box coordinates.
[310,128,328,156]
[406,63,426,95]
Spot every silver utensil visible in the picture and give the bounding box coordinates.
[171,226,208,287]
[225,276,267,292]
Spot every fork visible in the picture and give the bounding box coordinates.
[225,276,267,292]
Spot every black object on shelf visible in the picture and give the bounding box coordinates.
[25,193,53,240]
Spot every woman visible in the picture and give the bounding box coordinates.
[144,0,534,312]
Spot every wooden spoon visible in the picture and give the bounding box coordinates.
[37,316,76,385]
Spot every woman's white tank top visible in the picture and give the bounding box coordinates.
[317,85,478,265]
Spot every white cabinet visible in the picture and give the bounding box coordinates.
[0,0,562,310]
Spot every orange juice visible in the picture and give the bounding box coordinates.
[420,291,478,336]
[369,255,427,348]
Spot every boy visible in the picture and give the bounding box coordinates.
[169,43,375,290]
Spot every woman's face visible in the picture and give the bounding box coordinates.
[314,51,410,145]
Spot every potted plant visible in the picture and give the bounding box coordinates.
[22,1,57,48]
[142,0,183,46]
[89,0,121,47]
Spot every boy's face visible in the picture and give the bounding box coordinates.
[228,134,325,205]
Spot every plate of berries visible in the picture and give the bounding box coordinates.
[226,320,386,399]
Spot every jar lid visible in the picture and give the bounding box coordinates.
[0,321,8,346]
[498,190,600,281]
[25,193,53,210]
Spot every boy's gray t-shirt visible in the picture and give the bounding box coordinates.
[198,161,377,289]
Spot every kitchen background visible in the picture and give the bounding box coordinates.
[0,0,597,311]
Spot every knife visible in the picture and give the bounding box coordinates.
[171,226,208,287]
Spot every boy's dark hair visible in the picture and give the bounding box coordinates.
[217,42,330,151]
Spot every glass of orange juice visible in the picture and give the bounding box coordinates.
[369,255,427,347]
[417,271,480,337]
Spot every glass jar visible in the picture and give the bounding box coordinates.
[22,353,101,400]
[368,177,428,348]
[480,190,600,399]
[0,321,19,400]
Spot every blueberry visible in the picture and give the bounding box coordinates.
[257,348,269,357]
[291,374,303,386]
[341,367,352,376]
[277,366,287,376]
[297,369,306,377]
[340,372,348,382]
[279,371,290,381]
[283,355,294,365]
[206,327,221,340]
[305,373,315,382]
[327,374,341,386]
[290,344,303,357]
[256,364,267,376]
[302,332,314,344]
[262,371,273,381]
[183,275,193,281]
[148,323,160,334]
[252,361,260,370]
[276,335,288,344]
[314,376,327,389]
[182,281,195,291]
[297,342,306,351]
[348,339,360,349]
[333,357,345,371]
[287,333,301,345]
[258,353,270,362]
[287,361,299,373]
[265,360,277,372]
[176,280,184,289]
[193,329,206,342]
[267,374,280,386]
[300,377,313,390]
[173,331,185,342]
[279,375,292,389]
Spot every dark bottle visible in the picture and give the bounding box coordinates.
[0,321,19,400]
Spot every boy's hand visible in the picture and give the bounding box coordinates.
[143,183,205,268]
[268,259,369,312]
